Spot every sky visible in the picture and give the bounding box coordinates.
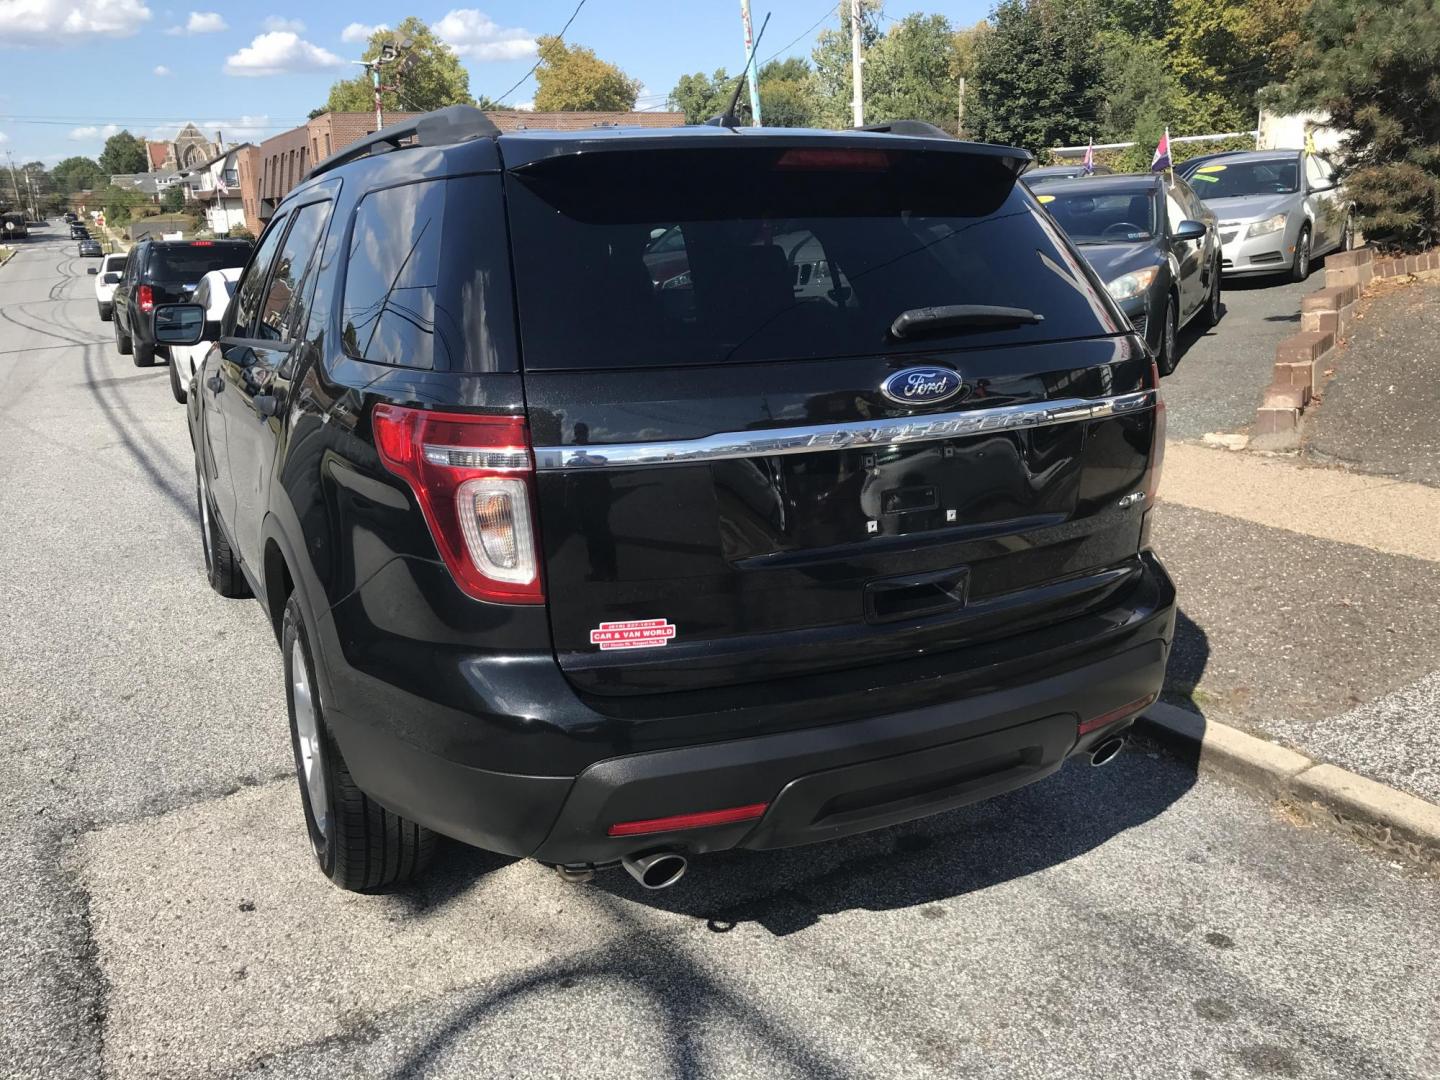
[0,0,991,166]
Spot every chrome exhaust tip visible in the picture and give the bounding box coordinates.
[622,851,688,890]
[1088,736,1127,768]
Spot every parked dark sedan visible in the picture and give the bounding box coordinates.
[1035,172,1222,373]
[1023,163,1113,186]
[77,238,102,257]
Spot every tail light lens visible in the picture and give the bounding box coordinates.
[372,404,544,605]
[138,284,154,314]
[1146,357,1166,501]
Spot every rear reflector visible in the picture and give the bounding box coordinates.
[372,404,543,605]
[607,802,769,838]
[1078,693,1158,736]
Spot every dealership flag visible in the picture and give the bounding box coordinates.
[1083,139,1095,175]
[1151,128,1172,173]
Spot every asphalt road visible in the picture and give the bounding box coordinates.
[3,230,1438,1080]
[1162,272,1315,442]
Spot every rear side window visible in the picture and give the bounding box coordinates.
[256,201,331,342]
[147,243,252,285]
[338,176,516,372]
[504,146,1121,371]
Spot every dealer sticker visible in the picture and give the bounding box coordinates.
[589,618,676,651]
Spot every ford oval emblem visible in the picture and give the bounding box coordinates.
[880,366,965,407]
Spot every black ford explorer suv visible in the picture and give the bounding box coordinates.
[113,238,252,368]
[155,106,1174,893]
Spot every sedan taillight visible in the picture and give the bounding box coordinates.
[371,404,544,605]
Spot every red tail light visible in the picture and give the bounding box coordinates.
[1078,693,1158,735]
[138,284,154,314]
[608,803,769,838]
[1146,357,1166,501]
[191,240,214,246]
[372,404,544,605]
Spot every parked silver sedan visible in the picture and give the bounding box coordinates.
[1178,150,1351,282]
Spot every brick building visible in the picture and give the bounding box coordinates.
[248,109,685,225]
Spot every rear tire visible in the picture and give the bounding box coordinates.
[98,302,112,323]
[1155,295,1179,375]
[283,594,436,892]
[196,461,250,598]
[1200,258,1222,328]
[132,341,155,369]
[114,317,132,356]
[169,356,188,404]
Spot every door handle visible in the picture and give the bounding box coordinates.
[206,376,224,394]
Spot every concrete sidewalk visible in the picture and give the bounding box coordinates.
[1154,444,1440,805]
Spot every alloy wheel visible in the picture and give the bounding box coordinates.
[290,638,330,845]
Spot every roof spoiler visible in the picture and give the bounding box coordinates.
[305,105,502,182]
[857,120,1031,178]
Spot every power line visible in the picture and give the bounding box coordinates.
[758,2,838,68]
[489,0,588,106]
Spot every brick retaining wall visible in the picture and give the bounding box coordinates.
[1252,246,1440,448]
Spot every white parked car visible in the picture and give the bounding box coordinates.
[92,252,128,322]
[168,267,240,405]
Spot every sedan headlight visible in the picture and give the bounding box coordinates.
[1247,213,1288,238]
[1106,266,1159,302]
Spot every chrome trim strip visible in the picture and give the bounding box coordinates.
[532,390,1157,471]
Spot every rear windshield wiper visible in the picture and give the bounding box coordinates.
[889,305,1044,340]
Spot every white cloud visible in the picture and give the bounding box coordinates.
[153,64,171,75]
[512,100,534,112]
[202,114,272,142]
[262,16,304,33]
[224,31,344,76]
[0,131,9,144]
[434,9,535,61]
[340,21,386,44]
[69,124,122,141]
[166,10,226,34]
[0,0,152,43]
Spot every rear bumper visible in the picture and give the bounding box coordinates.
[323,553,1175,864]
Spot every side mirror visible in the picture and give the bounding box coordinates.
[152,303,207,346]
[1310,178,1335,192]
[103,272,121,284]
[1174,220,1207,242]
[87,267,99,275]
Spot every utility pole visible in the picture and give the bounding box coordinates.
[740,0,762,127]
[354,37,413,134]
[371,63,384,132]
[957,77,966,138]
[849,0,864,128]
[6,152,21,212]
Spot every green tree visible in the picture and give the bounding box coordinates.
[323,17,474,115]
[866,14,961,132]
[160,185,185,213]
[97,131,147,176]
[969,0,1107,152]
[51,156,105,193]
[97,184,146,227]
[1274,0,1440,252]
[668,68,732,124]
[533,36,641,111]
[811,0,881,128]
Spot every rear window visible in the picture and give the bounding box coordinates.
[147,243,252,284]
[504,146,1120,371]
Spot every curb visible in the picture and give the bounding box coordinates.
[1137,702,1440,864]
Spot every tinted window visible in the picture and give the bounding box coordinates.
[232,217,288,337]
[341,181,444,368]
[506,147,1119,371]
[257,202,331,342]
[1037,187,1159,244]
[147,242,253,285]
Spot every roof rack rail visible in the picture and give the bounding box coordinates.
[856,120,955,139]
[305,105,502,182]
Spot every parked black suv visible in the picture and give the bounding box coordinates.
[156,107,1174,892]
[113,238,252,368]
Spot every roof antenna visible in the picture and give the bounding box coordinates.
[706,12,770,128]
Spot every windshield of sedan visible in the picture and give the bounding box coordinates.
[1185,160,1298,197]
[1036,188,1158,245]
